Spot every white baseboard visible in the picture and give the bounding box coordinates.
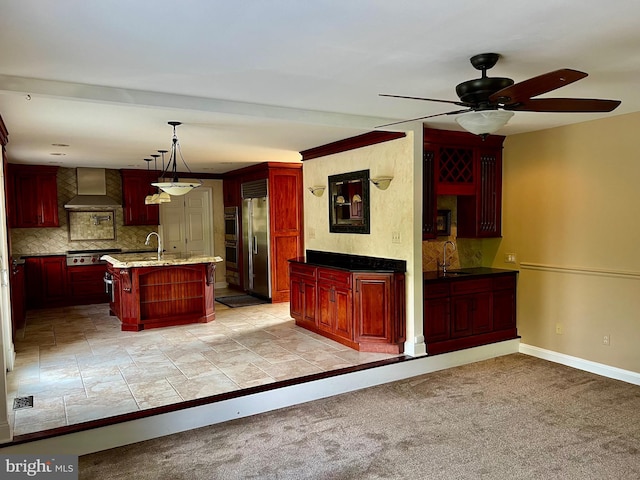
[0,339,519,455]
[519,343,640,386]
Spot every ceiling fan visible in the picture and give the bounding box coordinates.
[378,53,621,136]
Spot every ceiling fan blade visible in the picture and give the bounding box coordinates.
[379,93,470,107]
[505,98,621,113]
[376,109,471,128]
[489,69,588,105]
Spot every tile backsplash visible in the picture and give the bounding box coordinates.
[422,195,483,271]
[11,167,157,255]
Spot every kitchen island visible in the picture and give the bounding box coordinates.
[102,253,223,331]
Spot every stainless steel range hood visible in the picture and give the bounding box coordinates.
[64,168,121,209]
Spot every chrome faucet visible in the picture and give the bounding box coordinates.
[145,232,163,260]
[441,240,456,274]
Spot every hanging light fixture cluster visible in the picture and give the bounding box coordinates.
[144,150,172,205]
[151,121,202,196]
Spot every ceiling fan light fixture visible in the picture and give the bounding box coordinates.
[455,110,514,136]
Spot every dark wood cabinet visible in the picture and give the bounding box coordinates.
[458,149,502,237]
[423,128,504,239]
[67,265,109,306]
[422,150,437,238]
[450,278,492,338]
[317,268,353,341]
[121,169,160,226]
[424,270,517,355]
[491,275,517,331]
[25,255,68,308]
[222,176,240,207]
[8,164,59,228]
[289,263,317,330]
[289,261,406,353]
[223,163,303,303]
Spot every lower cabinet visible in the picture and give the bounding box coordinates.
[289,263,317,330]
[24,256,110,308]
[25,256,68,308]
[424,271,517,355]
[289,262,406,353]
[317,268,353,341]
[67,265,110,306]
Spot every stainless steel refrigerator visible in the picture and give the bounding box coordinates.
[241,180,271,299]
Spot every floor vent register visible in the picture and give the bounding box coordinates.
[13,395,34,410]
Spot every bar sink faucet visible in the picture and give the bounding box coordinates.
[441,240,456,274]
[145,231,163,260]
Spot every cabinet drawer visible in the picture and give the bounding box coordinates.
[450,278,492,295]
[318,268,351,288]
[291,264,317,279]
[424,282,450,298]
[493,275,516,290]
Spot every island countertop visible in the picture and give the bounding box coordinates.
[101,252,223,268]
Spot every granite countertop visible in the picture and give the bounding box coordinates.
[289,250,407,273]
[423,267,518,282]
[101,253,224,268]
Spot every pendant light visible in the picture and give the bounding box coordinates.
[144,154,172,205]
[152,121,201,196]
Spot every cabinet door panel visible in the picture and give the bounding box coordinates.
[472,292,492,334]
[289,276,304,319]
[302,281,316,324]
[493,288,516,331]
[333,287,352,340]
[355,275,391,341]
[424,297,450,343]
[450,295,474,338]
[317,284,333,332]
[41,257,67,303]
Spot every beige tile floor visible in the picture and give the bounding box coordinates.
[7,290,399,436]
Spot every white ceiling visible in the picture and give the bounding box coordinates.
[1,1,639,174]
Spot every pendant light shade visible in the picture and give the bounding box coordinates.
[152,121,202,196]
[455,110,514,136]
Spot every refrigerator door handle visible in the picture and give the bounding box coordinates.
[253,236,258,255]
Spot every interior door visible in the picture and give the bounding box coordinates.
[160,187,213,257]
[184,189,212,256]
[160,199,186,256]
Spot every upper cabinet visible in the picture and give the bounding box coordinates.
[423,128,505,239]
[8,164,60,228]
[121,169,160,226]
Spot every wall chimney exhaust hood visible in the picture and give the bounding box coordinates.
[64,167,121,209]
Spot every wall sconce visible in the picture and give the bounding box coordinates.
[370,176,394,190]
[308,186,326,197]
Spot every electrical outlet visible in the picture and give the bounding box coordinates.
[504,253,517,264]
[392,231,401,244]
[555,323,563,335]
[307,227,315,240]
[603,335,610,346]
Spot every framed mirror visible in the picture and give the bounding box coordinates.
[328,169,370,234]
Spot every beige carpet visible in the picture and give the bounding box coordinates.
[79,354,640,479]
